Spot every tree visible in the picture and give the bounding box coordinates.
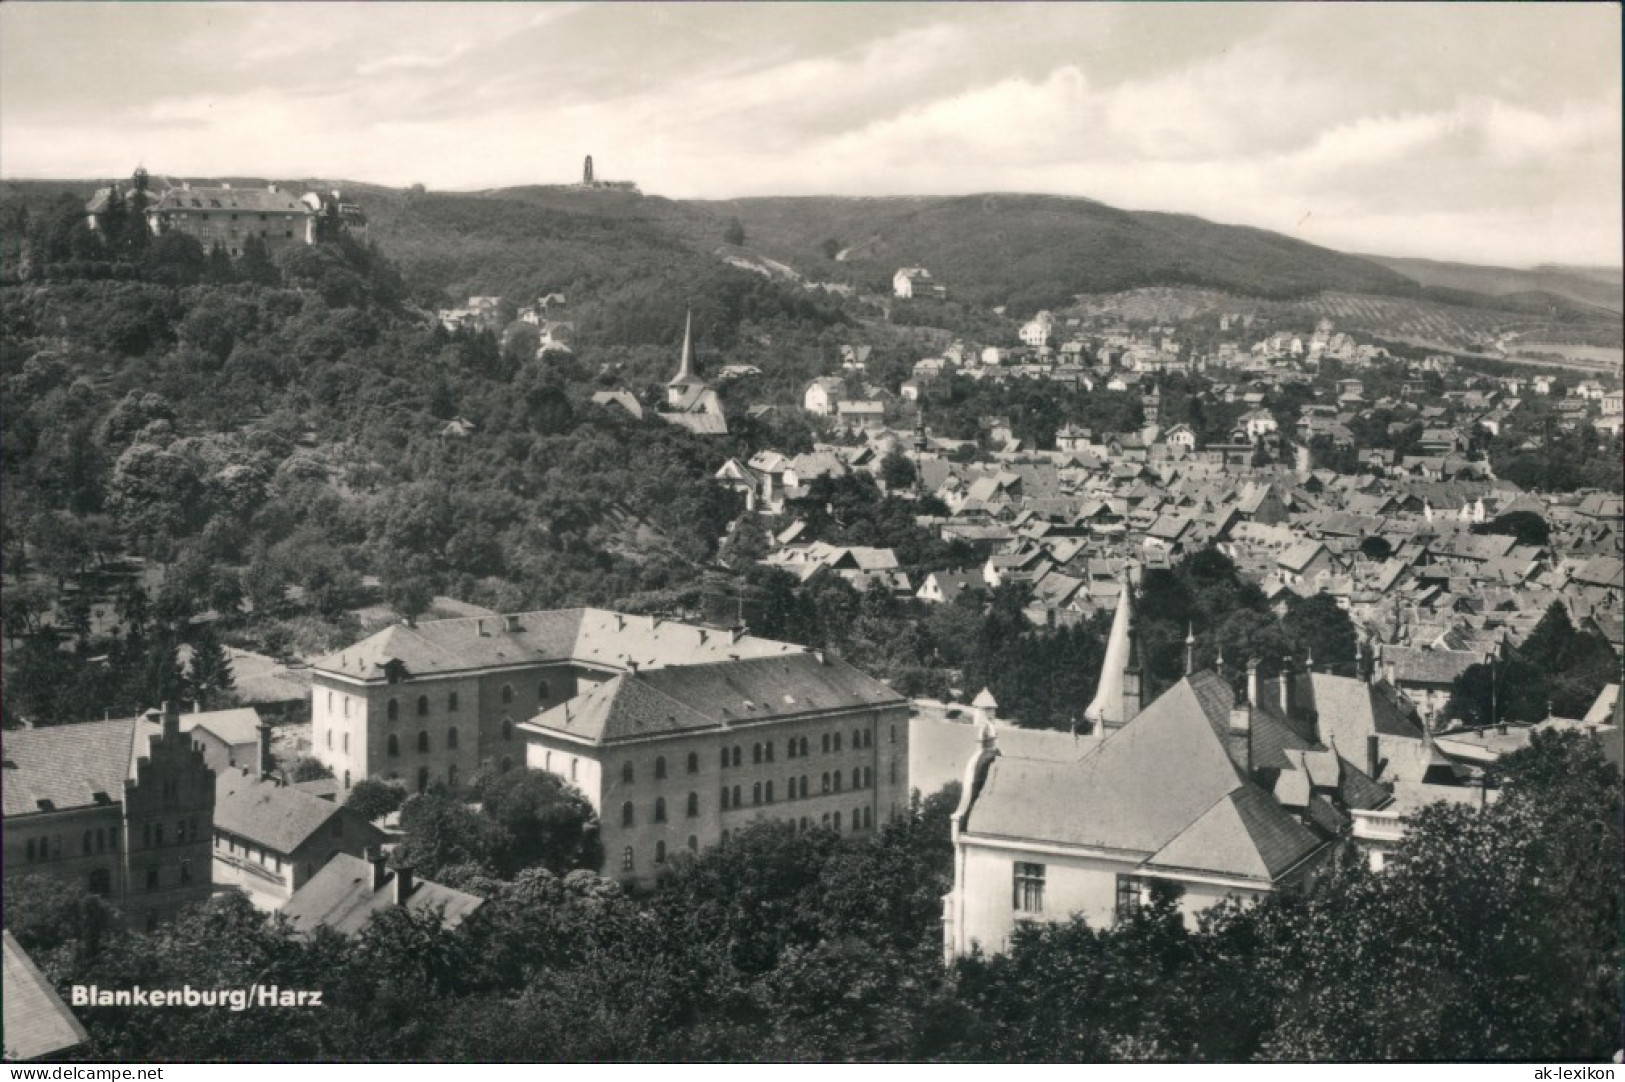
[393,791,509,880]
[286,756,333,783]
[386,575,435,624]
[879,448,917,490]
[820,237,842,260]
[186,626,236,708]
[723,218,746,246]
[473,768,601,876]
[346,777,409,822]
[1474,510,1550,547]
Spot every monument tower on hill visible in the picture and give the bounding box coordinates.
[583,155,594,185]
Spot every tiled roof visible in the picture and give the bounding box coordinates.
[1384,646,1483,686]
[313,609,800,681]
[279,854,483,936]
[1147,786,1322,881]
[184,707,263,749]
[1,718,158,817]
[523,652,905,744]
[3,930,88,1061]
[150,186,311,214]
[214,772,350,855]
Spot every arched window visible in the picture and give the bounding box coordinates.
[501,684,514,705]
[655,797,667,823]
[538,680,550,702]
[687,835,698,852]
[687,751,699,774]
[720,746,731,769]
[417,695,429,716]
[342,698,350,718]
[180,858,193,884]
[821,772,831,793]
[864,806,873,829]
[821,733,830,754]
[447,727,459,749]
[656,840,667,865]
[821,812,830,827]
[417,730,430,753]
[852,767,861,789]
[327,691,334,712]
[721,787,731,810]
[502,718,513,741]
[655,756,667,780]
[343,733,350,754]
[448,691,459,712]
[326,730,332,749]
[765,780,774,803]
[853,729,862,750]
[83,831,93,855]
[622,846,634,872]
[752,782,762,805]
[787,738,797,759]
[752,742,762,765]
[834,733,842,752]
[833,811,842,832]
[387,698,399,721]
[854,805,864,830]
[765,742,774,763]
[622,761,635,784]
[687,792,699,817]
[731,785,741,807]
[863,766,873,788]
[447,765,458,789]
[622,801,635,827]
[799,737,809,757]
[545,750,553,771]
[417,767,430,793]
[834,772,843,792]
[732,746,742,768]
[388,734,400,756]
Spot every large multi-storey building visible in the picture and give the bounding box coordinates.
[311,609,911,886]
[520,649,910,886]
[1,704,216,930]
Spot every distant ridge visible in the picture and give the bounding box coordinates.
[1359,253,1623,315]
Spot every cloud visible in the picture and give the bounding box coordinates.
[0,3,1618,266]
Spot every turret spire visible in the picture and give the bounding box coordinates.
[673,309,694,383]
[1085,563,1139,730]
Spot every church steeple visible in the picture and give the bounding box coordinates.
[1085,564,1139,731]
[671,309,694,384]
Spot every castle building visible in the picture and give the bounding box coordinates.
[311,610,910,888]
[1,705,216,930]
[85,170,364,256]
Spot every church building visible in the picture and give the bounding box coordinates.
[942,577,1393,959]
[658,311,729,435]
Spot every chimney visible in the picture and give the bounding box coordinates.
[1366,734,1380,781]
[1246,658,1260,707]
[193,701,203,714]
[614,613,625,631]
[1229,704,1251,736]
[268,182,278,193]
[698,629,708,646]
[257,720,274,778]
[730,626,744,645]
[1278,659,1292,717]
[393,866,414,904]
[813,649,826,666]
[366,847,388,892]
[476,619,486,636]
[627,660,639,674]
[161,701,181,740]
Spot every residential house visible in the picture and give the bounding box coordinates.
[212,770,386,910]
[280,849,484,936]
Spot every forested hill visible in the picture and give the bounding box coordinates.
[6,179,1426,319]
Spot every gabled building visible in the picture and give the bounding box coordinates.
[1,705,215,931]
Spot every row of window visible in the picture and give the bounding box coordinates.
[622,769,882,826]
[140,818,201,850]
[142,859,195,891]
[616,724,900,786]
[324,720,517,757]
[378,681,554,722]
[618,807,880,873]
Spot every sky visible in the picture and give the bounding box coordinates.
[1,2,1619,267]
